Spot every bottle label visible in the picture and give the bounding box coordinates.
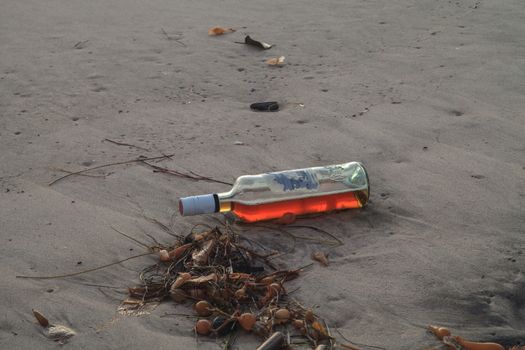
[270,170,319,192]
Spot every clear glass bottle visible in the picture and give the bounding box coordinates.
[179,162,369,223]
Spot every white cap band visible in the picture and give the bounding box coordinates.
[179,194,218,216]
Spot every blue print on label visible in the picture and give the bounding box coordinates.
[271,171,319,191]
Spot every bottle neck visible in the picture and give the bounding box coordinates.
[217,192,233,213]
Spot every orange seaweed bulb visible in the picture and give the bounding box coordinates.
[238,313,257,331]
[194,301,213,317]
[195,319,212,335]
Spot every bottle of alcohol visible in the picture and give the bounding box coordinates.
[179,162,369,223]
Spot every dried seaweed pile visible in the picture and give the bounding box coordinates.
[125,225,336,349]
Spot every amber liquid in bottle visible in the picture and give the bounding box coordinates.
[220,190,368,223]
[220,191,368,222]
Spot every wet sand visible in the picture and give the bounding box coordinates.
[1,0,524,348]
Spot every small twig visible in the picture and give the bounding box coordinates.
[49,154,173,186]
[292,235,342,246]
[67,281,126,290]
[223,332,238,350]
[130,200,180,238]
[161,28,186,47]
[50,167,107,178]
[104,138,150,152]
[143,232,161,247]
[210,307,232,318]
[232,243,278,260]
[190,223,214,235]
[287,225,344,247]
[141,160,233,186]
[246,224,298,253]
[98,288,124,301]
[325,321,335,350]
[335,329,386,350]
[238,234,273,252]
[160,313,200,318]
[287,286,301,295]
[16,252,153,280]
[110,226,153,251]
[232,243,278,270]
[143,214,179,238]
[74,40,89,49]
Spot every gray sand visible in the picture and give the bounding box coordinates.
[1,0,524,349]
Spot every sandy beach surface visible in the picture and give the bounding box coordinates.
[1,0,524,349]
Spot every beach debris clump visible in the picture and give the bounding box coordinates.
[125,225,335,349]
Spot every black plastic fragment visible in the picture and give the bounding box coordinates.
[250,101,279,112]
[244,35,272,50]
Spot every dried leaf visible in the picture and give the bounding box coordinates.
[311,251,329,266]
[172,272,193,289]
[187,288,207,300]
[192,239,215,266]
[245,35,272,49]
[227,272,253,280]
[208,27,236,36]
[169,288,189,303]
[187,273,218,284]
[266,56,286,66]
[32,309,49,327]
[168,243,193,260]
